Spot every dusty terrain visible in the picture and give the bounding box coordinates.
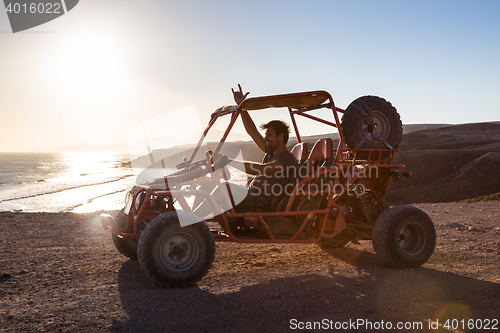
[1,201,499,332]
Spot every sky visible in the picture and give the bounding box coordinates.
[0,0,499,152]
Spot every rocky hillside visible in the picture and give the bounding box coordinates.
[387,122,500,204]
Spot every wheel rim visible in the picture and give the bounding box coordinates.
[398,222,427,256]
[363,111,391,143]
[159,232,199,272]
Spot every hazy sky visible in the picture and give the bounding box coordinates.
[1,0,499,152]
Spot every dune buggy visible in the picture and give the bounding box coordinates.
[101,89,436,287]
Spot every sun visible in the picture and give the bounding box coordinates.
[55,34,124,105]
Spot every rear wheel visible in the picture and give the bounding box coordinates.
[372,206,436,268]
[137,211,215,287]
[112,208,138,260]
[341,96,402,159]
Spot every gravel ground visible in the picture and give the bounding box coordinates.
[1,201,499,332]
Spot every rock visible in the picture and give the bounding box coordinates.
[441,222,465,229]
[0,273,12,281]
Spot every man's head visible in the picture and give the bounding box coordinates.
[260,120,291,153]
[260,120,291,144]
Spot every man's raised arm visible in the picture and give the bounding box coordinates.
[232,84,266,152]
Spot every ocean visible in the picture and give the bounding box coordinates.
[0,152,247,213]
[0,152,135,213]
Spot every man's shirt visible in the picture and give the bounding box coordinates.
[248,150,298,207]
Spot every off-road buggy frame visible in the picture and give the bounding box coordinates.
[101,89,436,287]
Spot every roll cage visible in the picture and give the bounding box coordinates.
[108,90,405,244]
[190,91,345,165]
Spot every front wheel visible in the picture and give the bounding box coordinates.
[137,211,215,287]
[372,205,436,268]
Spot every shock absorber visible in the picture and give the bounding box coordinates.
[167,165,207,184]
[358,195,373,224]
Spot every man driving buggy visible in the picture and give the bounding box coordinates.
[194,84,298,233]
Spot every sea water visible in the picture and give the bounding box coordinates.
[0,152,136,213]
[0,152,246,213]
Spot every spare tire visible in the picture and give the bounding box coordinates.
[341,96,402,155]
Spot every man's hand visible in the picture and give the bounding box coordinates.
[232,84,249,105]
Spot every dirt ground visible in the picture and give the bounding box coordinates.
[1,202,499,333]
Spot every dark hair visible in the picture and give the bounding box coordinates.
[260,120,291,144]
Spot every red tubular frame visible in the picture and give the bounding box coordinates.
[108,90,406,244]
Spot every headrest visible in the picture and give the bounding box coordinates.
[306,138,333,175]
[290,142,308,164]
